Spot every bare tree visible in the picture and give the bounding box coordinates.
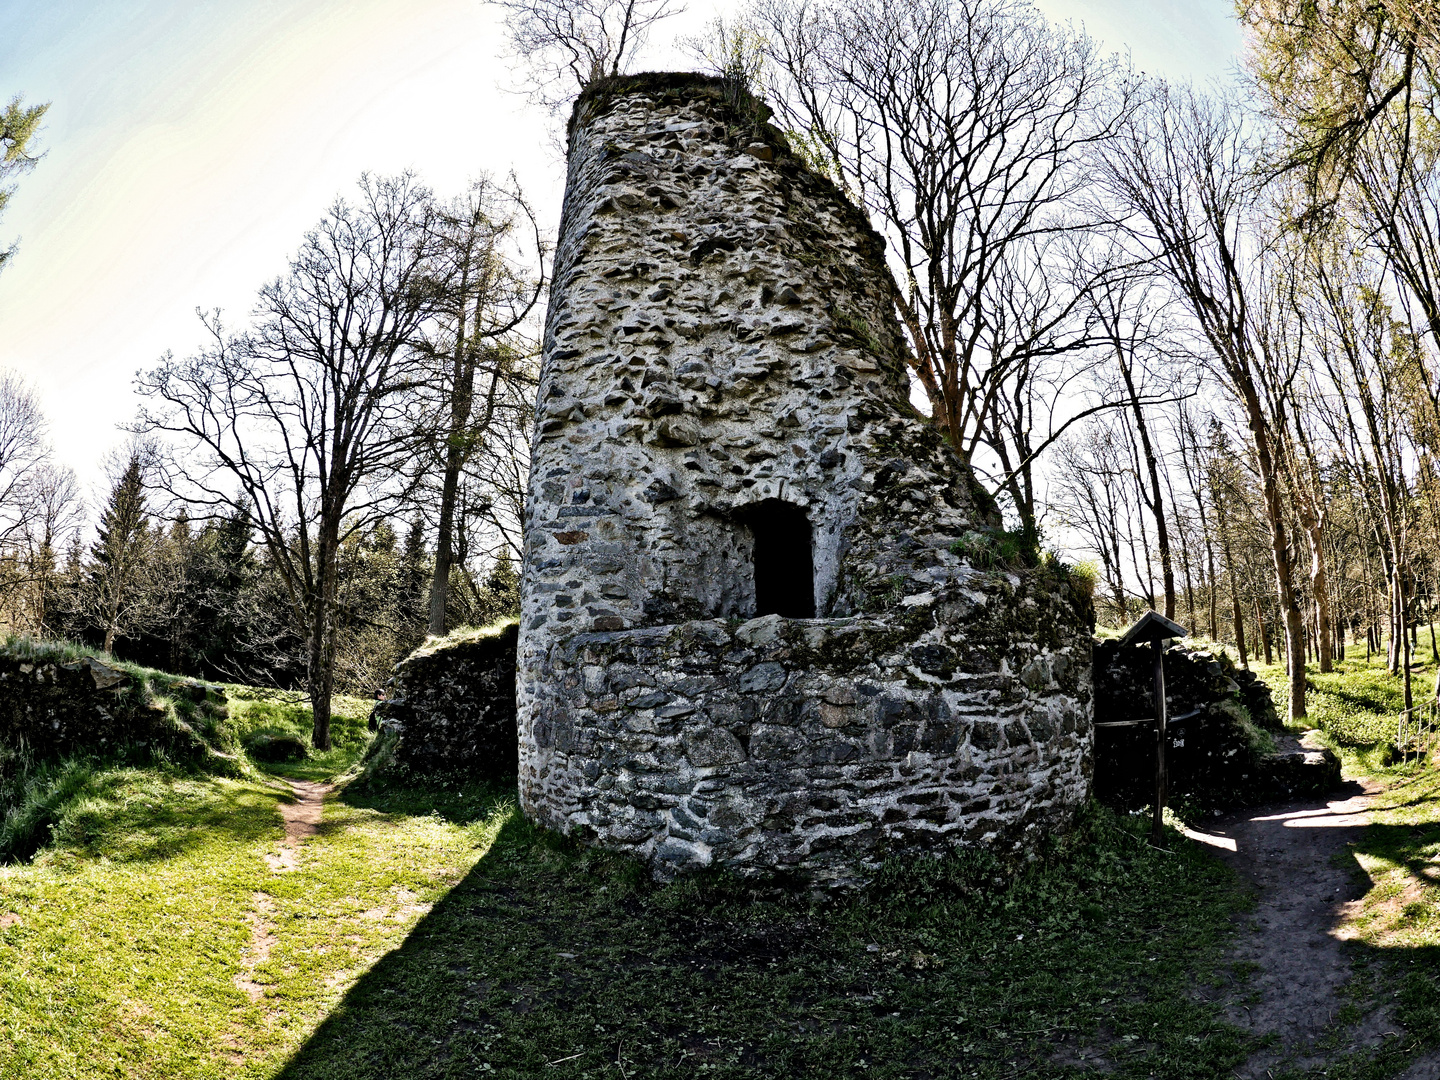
[752,0,1136,537]
[1053,418,1138,619]
[1097,84,1311,719]
[24,464,83,635]
[1173,399,1220,639]
[1091,268,1182,618]
[1305,245,1419,702]
[494,0,685,111]
[417,178,543,636]
[0,371,54,548]
[137,174,443,749]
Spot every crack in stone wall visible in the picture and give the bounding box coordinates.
[517,73,1094,886]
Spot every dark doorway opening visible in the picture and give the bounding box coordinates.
[745,500,815,618]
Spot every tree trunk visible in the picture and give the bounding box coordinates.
[1218,501,1247,667]
[1285,422,1335,674]
[1207,546,1219,640]
[1401,572,1415,715]
[307,525,340,751]
[1232,587,1249,668]
[1117,352,1176,619]
[1248,401,1307,719]
[1428,583,1438,664]
[428,290,478,637]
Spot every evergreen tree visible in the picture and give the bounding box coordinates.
[86,455,153,654]
[0,96,48,274]
[398,515,430,642]
[469,550,520,628]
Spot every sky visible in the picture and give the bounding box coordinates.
[0,0,1245,502]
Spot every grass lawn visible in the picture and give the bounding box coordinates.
[12,643,1440,1077]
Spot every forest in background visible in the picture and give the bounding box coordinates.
[4,0,1440,743]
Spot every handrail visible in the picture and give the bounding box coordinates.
[1094,707,1205,729]
[1397,698,1439,766]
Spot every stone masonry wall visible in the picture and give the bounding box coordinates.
[0,649,227,765]
[517,74,1093,886]
[370,621,519,779]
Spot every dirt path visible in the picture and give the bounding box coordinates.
[1193,778,1440,1078]
[237,780,334,1004]
[263,779,332,873]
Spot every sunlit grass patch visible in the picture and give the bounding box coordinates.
[1254,654,1427,754]
[225,688,374,780]
[0,766,509,1080]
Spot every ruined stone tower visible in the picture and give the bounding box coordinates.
[517,74,1093,886]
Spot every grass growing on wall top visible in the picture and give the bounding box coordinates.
[403,616,518,661]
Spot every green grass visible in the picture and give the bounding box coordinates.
[402,617,517,661]
[1247,650,1434,769]
[277,797,1258,1080]
[27,644,1440,1078]
[0,733,1265,1079]
[225,687,374,781]
[0,767,497,1079]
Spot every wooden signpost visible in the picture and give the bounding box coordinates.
[1118,610,1188,846]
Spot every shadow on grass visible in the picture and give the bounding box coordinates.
[44,765,287,863]
[273,788,1258,1080]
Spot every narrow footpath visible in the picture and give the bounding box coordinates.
[1193,779,1440,1079]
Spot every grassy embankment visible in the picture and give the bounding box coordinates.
[7,632,1440,1078]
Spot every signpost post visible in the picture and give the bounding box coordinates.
[1118,610,1188,846]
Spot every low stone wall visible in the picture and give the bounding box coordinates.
[524,594,1091,888]
[0,649,227,765]
[369,621,519,780]
[1092,640,1337,808]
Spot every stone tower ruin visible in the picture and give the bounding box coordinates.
[517,74,1093,886]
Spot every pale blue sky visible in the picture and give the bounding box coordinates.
[0,0,1243,497]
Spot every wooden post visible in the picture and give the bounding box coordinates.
[1152,639,1168,847]
[1118,610,1187,849]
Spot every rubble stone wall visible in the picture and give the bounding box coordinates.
[369,621,519,779]
[0,649,227,764]
[517,74,1094,885]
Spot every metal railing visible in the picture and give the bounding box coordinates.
[1396,698,1439,765]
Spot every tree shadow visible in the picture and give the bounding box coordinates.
[43,767,289,864]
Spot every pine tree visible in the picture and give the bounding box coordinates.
[399,515,430,642]
[87,455,153,654]
[470,550,520,627]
